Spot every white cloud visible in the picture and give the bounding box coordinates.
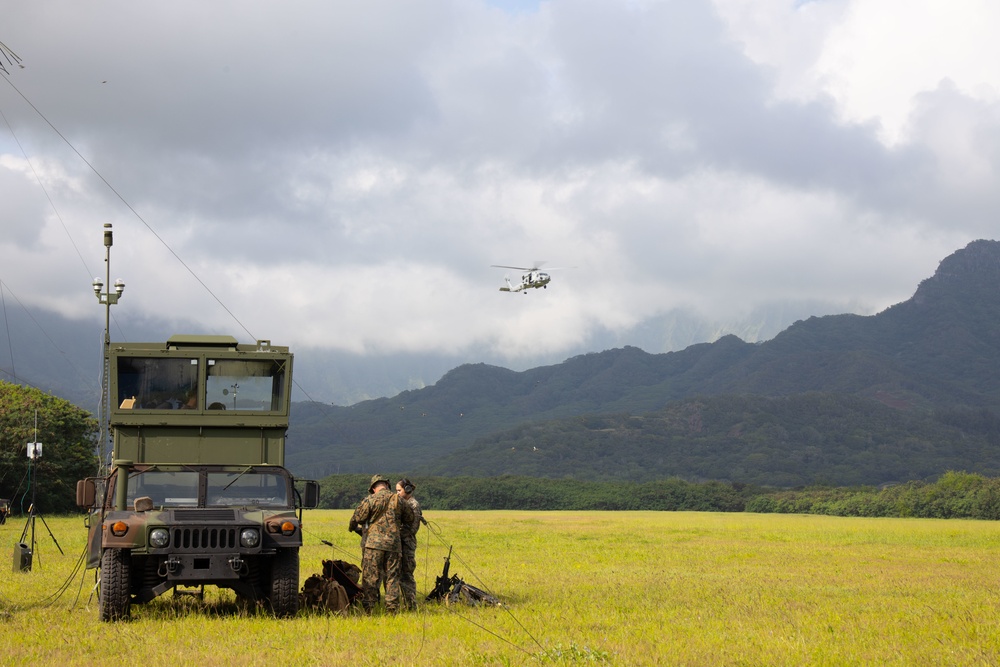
[713,0,1000,146]
[1,0,997,400]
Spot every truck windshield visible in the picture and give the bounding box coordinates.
[206,359,286,411]
[206,471,289,508]
[127,470,200,507]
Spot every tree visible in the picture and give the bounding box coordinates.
[0,381,98,514]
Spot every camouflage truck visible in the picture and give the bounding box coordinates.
[76,335,319,621]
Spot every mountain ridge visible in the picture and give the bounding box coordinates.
[288,239,1000,485]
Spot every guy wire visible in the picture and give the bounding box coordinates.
[304,526,359,563]
[7,467,29,512]
[301,517,544,658]
[445,606,539,659]
[414,512,435,661]
[423,518,545,654]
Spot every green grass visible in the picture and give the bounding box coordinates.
[2,510,1000,665]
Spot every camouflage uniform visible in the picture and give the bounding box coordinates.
[349,477,414,612]
[399,495,422,610]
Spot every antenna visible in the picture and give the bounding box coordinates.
[94,223,125,476]
[14,409,64,572]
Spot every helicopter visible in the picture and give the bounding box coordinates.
[491,264,570,293]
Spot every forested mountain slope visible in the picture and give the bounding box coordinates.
[289,239,1000,485]
[420,393,1000,486]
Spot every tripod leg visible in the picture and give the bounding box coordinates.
[37,513,65,555]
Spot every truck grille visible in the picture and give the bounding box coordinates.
[172,527,238,551]
[173,509,236,521]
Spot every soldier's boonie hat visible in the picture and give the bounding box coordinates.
[369,474,390,493]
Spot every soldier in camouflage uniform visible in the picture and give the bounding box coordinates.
[348,474,414,613]
[396,478,423,610]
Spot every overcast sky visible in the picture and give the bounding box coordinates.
[2,0,999,398]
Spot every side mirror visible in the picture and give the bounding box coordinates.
[76,479,96,508]
[302,480,320,509]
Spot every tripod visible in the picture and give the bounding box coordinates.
[16,447,64,571]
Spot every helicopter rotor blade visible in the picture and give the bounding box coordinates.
[491,264,535,271]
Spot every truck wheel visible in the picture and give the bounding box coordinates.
[268,547,299,618]
[100,548,131,621]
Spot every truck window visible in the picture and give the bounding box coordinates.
[117,357,199,410]
[206,359,286,411]
[205,471,289,508]
[128,470,200,507]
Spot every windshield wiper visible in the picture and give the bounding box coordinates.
[222,465,255,491]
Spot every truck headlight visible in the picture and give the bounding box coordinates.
[240,528,261,548]
[149,528,169,548]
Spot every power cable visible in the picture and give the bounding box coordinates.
[0,105,96,283]
[0,541,90,612]
[415,512,436,660]
[439,605,539,659]
[1,98,109,391]
[3,467,29,512]
[1,279,14,381]
[0,278,98,392]
[305,526,362,565]
[2,72,336,410]
[0,40,22,75]
[2,43,353,455]
[299,515,546,658]
[1,73,256,344]
[422,518,545,656]
[18,463,31,515]
[4,55,343,447]
[36,544,89,609]
[1,92,129,355]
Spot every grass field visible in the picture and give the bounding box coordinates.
[1,510,999,665]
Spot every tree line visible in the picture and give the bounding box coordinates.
[317,470,1000,520]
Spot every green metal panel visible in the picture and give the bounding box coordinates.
[114,427,287,465]
[109,336,293,466]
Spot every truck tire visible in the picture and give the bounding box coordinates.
[268,547,299,618]
[100,548,131,621]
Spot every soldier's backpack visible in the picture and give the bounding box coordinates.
[299,574,350,613]
[322,559,363,601]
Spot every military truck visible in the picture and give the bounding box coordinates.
[76,335,319,621]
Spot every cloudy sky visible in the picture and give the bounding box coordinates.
[2,0,999,401]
